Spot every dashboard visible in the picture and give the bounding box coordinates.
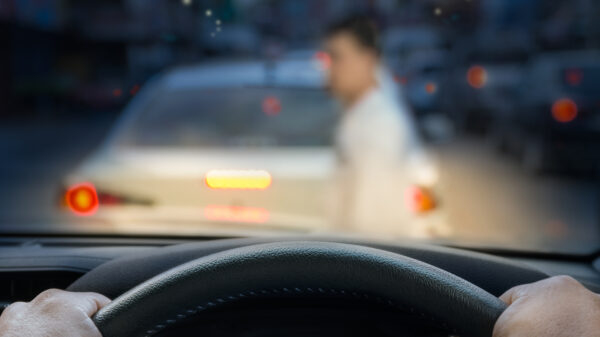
[0,235,599,336]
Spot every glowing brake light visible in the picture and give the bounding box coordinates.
[204,205,269,223]
[262,96,281,116]
[205,170,272,190]
[552,98,578,123]
[425,82,437,94]
[404,186,436,214]
[565,69,583,86]
[467,65,488,89]
[65,182,99,216]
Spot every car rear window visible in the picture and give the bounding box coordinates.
[118,87,338,147]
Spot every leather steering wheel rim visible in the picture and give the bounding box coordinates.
[92,241,506,337]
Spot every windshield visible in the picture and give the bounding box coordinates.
[2,0,600,255]
[118,87,337,147]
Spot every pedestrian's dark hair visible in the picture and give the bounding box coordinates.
[326,15,381,55]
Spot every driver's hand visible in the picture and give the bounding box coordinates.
[493,275,600,337]
[0,289,110,337]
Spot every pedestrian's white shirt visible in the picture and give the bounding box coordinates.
[333,87,419,234]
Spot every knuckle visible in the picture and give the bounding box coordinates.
[38,289,60,298]
[38,288,61,299]
[552,275,578,286]
[2,302,26,316]
[33,289,65,307]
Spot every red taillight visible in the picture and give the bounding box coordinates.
[262,96,281,116]
[425,82,437,94]
[65,182,99,216]
[467,65,488,89]
[552,98,578,123]
[404,186,436,214]
[565,68,583,86]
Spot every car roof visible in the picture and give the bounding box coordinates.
[163,59,326,90]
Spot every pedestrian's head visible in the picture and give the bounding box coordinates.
[324,15,381,105]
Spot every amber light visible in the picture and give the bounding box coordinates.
[552,98,578,123]
[65,182,99,216]
[404,186,436,214]
[205,170,272,190]
[204,205,269,223]
[467,65,488,89]
[425,82,437,94]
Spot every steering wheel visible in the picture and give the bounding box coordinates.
[91,241,506,337]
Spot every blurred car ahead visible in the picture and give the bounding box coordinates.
[443,62,524,135]
[59,58,444,237]
[399,50,448,120]
[493,51,600,173]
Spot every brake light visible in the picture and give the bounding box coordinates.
[552,98,578,123]
[425,82,437,94]
[204,205,269,223]
[205,170,272,190]
[262,96,281,116]
[565,69,583,86]
[65,182,99,216]
[404,186,436,214]
[467,65,488,89]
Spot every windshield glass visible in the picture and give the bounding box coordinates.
[2,0,600,255]
[119,87,337,147]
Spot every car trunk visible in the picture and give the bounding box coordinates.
[67,147,336,230]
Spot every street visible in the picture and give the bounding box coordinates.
[434,139,600,254]
[1,120,598,254]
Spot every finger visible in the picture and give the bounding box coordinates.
[88,293,112,310]
[499,285,524,305]
[63,292,112,317]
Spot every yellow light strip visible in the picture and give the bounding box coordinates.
[205,170,272,190]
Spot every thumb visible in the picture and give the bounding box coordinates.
[499,284,527,305]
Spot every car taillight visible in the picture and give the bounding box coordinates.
[64,182,99,216]
[565,68,583,86]
[425,82,437,94]
[404,185,436,214]
[552,98,578,123]
[467,65,488,89]
[205,170,272,190]
[262,96,281,116]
